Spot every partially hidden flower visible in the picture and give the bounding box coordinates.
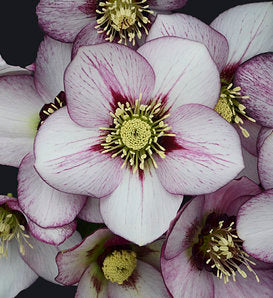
[36,0,188,46]
[161,177,273,297]
[56,228,169,297]
[34,38,243,245]
[0,36,86,242]
[0,194,81,297]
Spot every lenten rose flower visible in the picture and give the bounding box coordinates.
[147,2,273,138]
[34,38,243,245]
[161,177,273,297]
[55,228,169,297]
[0,194,81,297]
[0,36,86,239]
[36,0,188,46]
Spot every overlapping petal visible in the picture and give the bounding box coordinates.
[149,0,187,10]
[78,197,104,223]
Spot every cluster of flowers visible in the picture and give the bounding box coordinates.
[0,0,273,297]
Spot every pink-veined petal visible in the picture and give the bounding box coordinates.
[34,107,123,197]
[78,197,104,223]
[36,0,96,42]
[138,37,220,109]
[100,168,183,246]
[234,53,273,127]
[156,104,244,195]
[65,43,155,128]
[18,152,87,228]
[147,13,229,71]
[149,0,187,10]
[211,2,273,79]
[237,190,273,263]
[34,36,72,100]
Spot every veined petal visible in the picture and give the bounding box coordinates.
[18,152,87,228]
[78,197,104,223]
[100,167,183,246]
[157,104,244,195]
[211,2,273,79]
[149,0,187,10]
[36,0,96,42]
[0,75,42,167]
[65,43,155,128]
[34,36,72,101]
[137,37,220,109]
[234,53,273,127]
[147,14,229,71]
[34,108,123,197]
[237,190,273,263]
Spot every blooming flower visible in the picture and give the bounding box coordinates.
[36,0,188,46]
[55,228,169,297]
[0,36,86,241]
[34,38,243,245]
[161,177,273,297]
[0,194,81,297]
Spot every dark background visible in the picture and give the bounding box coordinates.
[0,0,266,297]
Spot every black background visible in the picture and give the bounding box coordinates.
[0,0,267,297]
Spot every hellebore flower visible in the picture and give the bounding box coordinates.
[34,38,243,245]
[36,0,188,46]
[55,228,169,297]
[147,2,273,137]
[0,36,86,240]
[0,194,81,297]
[161,177,273,297]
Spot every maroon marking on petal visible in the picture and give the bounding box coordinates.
[221,63,240,82]
[122,271,139,289]
[91,275,102,294]
[78,1,96,15]
[138,170,144,183]
[159,136,183,154]
[136,245,156,258]
[90,144,104,153]
[103,235,131,248]
[110,89,131,112]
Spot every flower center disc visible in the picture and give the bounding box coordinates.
[102,250,137,284]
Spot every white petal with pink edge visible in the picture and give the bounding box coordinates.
[156,104,244,195]
[0,240,37,298]
[107,260,169,298]
[34,36,72,101]
[138,37,220,109]
[237,190,273,263]
[65,43,155,128]
[211,2,273,78]
[21,232,81,284]
[34,107,123,197]
[78,197,104,223]
[100,167,183,246]
[147,14,229,71]
[18,152,87,228]
[0,75,43,167]
[149,0,187,10]
[234,53,273,127]
[36,0,96,42]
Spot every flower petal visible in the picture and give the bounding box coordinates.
[157,104,244,195]
[0,75,42,167]
[0,240,37,298]
[0,55,30,76]
[107,260,169,297]
[137,37,220,109]
[21,232,81,284]
[211,2,273,79]
[257,127,272,153]
[34,107,123,197]
[36,0,96,42]
[34,36,72,100]
[100,168,183,246]
[78,197,104,223]
[147,13,229,71]
[234,53,273,127]
[149,0,187,10]
[18,152,87,228]
[65,43,155,128]
[237,190,273,263]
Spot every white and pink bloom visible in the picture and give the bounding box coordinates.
[55,228,169,297]
[34,37,244,245]
[0,37,86,240]
[0,194,81,297]
[161,177,273,297]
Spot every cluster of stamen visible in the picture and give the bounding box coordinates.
[100,94,174,172]
[214,82,255,138]
[0,204,32,258]
[95,0,154,45]
[102,249,137,284]
[192,213,259,284]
